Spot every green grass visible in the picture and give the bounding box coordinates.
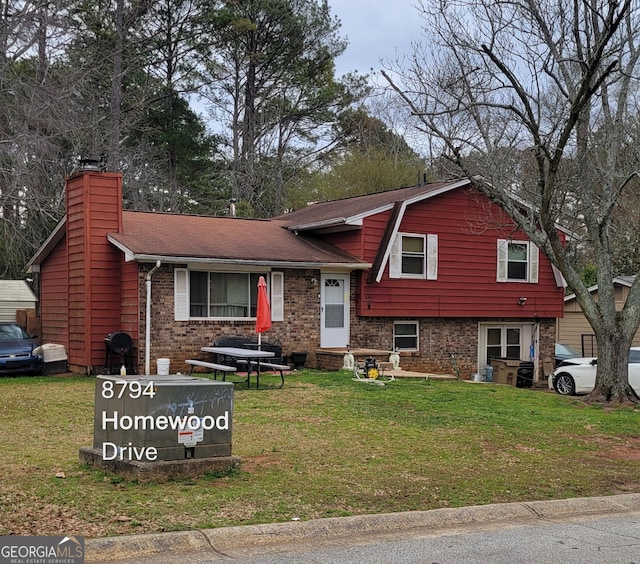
[1,371,640,538]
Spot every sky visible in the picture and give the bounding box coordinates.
[330,1,426,78]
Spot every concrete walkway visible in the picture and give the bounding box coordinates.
[386,368,457,380]
[85,493,640,563]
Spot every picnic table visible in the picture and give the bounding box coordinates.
[201,346,278,389]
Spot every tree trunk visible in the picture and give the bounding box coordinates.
[585,329,639,405]
[241,26,258,208]
[107,0,124,172]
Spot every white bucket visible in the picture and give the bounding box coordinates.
[472,373,485,382]
[157,358,170,376]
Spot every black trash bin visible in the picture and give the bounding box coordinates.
[516,361,534,388]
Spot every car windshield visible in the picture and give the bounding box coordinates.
[0,324,29,340]
[556,343,580,356]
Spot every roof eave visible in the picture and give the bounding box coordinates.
[26,217,66,272]
[284,216,362,233]
[134,254,371,270]
[285,180,474,235]
[108,236,371,270]
[564,276,636,301]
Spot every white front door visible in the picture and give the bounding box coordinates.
[320,273,350,348]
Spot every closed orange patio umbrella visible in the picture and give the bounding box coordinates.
[255,276,272,349]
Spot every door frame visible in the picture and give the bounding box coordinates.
[477,322,538,379]
[320,272,350,348]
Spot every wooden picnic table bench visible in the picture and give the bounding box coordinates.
[184,359,237,380]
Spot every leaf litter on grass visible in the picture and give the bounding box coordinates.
[2,373,640,537]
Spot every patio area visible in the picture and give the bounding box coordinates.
[315,347,457,380]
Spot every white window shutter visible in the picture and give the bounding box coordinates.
[389,234,401,279]
[529,243,539,283]
[497,239,508,282]
[427,234,438,280]
[174,268,189,321]
[271,271,284,321]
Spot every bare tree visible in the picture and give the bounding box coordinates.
[0,0,86,278]
[383,0,640,404]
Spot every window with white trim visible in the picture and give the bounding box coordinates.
[174,269,282,320]
[497,240,538,283]
[389,233,438,280]
[394,321,419,351]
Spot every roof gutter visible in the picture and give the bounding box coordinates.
[133,255,371,269]
[282,217,349,232]
[145,260,162,375]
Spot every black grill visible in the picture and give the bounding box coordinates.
[104,332,134,374]
[104,332,133,354]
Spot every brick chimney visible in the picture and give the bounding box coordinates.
[65,168,123,373]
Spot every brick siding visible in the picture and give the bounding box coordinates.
[134,265,322,373]
[350,315,555,378]
[132,264,554,379]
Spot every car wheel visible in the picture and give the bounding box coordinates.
[554,373,575,395]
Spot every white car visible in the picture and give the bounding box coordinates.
[550,347,640,395]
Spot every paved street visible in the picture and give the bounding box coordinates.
[198,512,640,564]
[88,495,640,564]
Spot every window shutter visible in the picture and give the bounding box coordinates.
[529,243,539,283]
[271,271,284,321]
[174,268,189,321]
[426,234,438,280]
[497,239,508,282]
[389,234,401,279]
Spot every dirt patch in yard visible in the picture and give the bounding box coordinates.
[589,434,640,460]
[608,442,640,460]
[585,435,640,495]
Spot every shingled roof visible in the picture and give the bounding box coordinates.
[107,211,369,268]
[29,179,473,272]
[273,179,471,232]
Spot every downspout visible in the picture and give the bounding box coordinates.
[145,260,162,375]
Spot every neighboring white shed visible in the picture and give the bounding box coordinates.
[0,280,37,322]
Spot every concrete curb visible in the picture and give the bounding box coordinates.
[86,493,640,562]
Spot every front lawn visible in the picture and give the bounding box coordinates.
[1,371,639,537]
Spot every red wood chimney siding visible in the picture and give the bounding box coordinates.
[65,172,124,371]
[119,258,140,344]
[325,186,564,319]
[39,237,69,345]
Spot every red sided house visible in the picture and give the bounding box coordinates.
[27,169,565,379]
